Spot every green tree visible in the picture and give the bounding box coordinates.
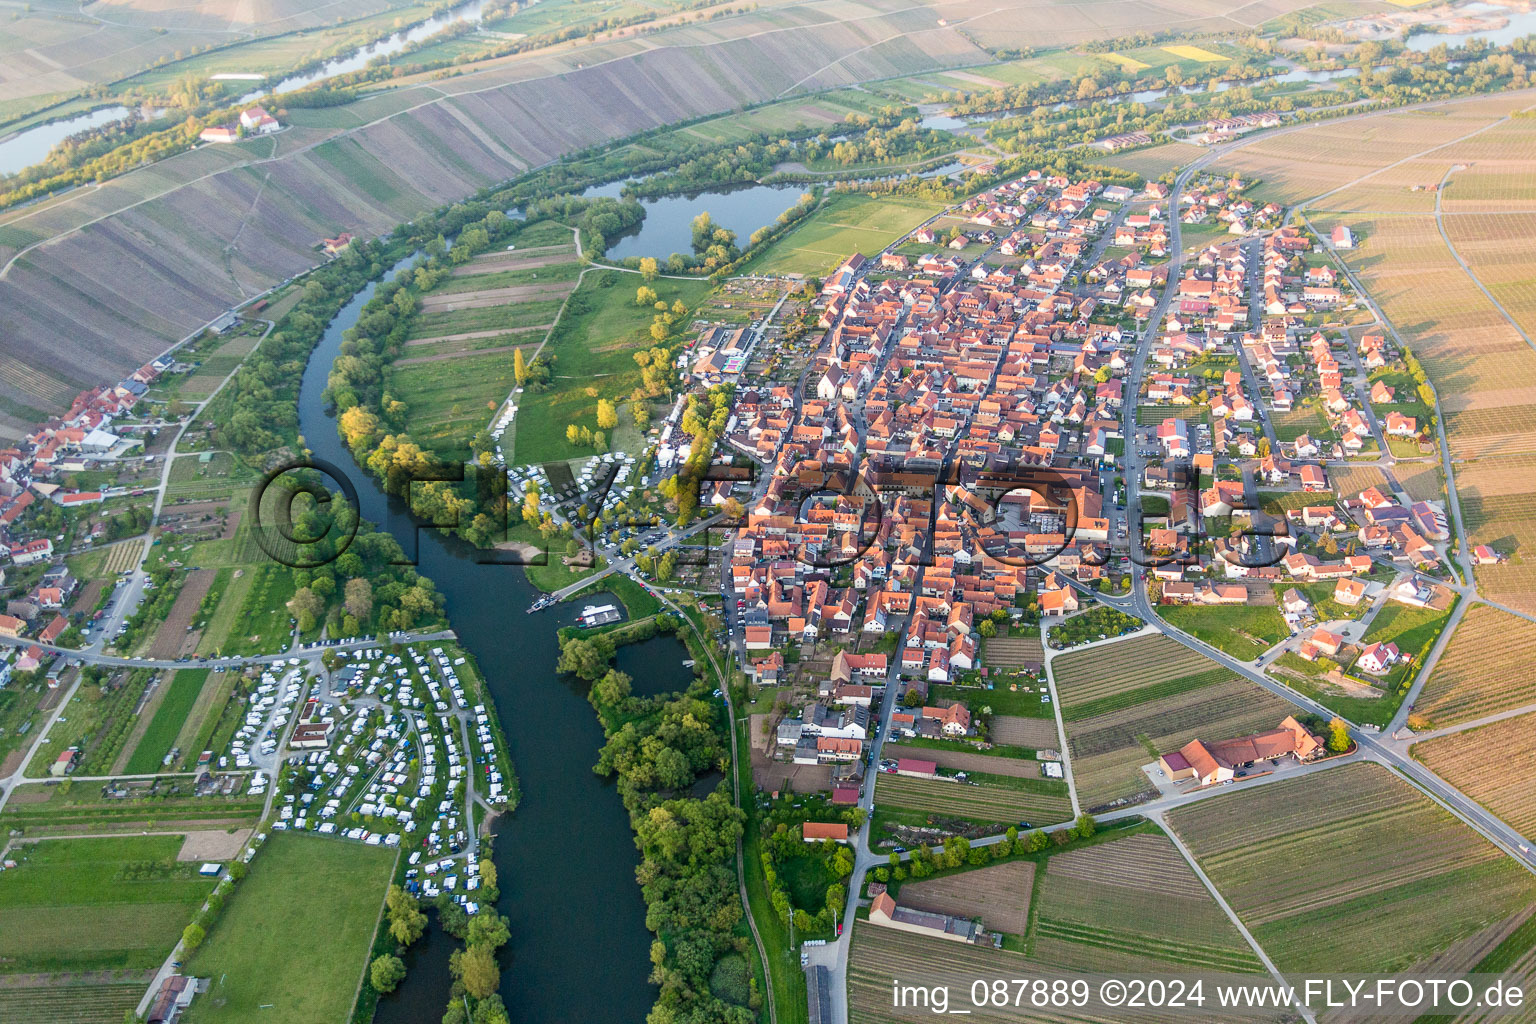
[181,922,205,951]
[371,954,407,993]
[453,943,500,1000]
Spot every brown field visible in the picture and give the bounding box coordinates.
[988,716,1059,749]
[1395,461,1445,502]
[1215,92,1523,207]
[1168,762,1536,975]
[1065,678,1295,812]
[882,743,1045,778]
[1033,833,1262,975]
[1415,605,1536,725]
[1327,462,1388,498]
[899,859,1036,935]
[1450,455,1536,612]
[1414,711,1536,840]
[146,568,216,660]
[1102,142,1204,179]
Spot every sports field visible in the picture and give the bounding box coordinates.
[186,833,395,1024]
[1169,762,1536,975]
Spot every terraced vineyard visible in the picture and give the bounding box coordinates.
[1064,678,1293,812]
[1414,712,1536,841]
[1415,605,1536,726]
[1169,763,1536,975]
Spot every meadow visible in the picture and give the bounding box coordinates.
[125,670,209,774]
[513,269,714,464]
[1156,602,1288,658]
[0,836,215,973]
[185,833,395,1024]
[1169,762,1536,975]
[746,193,946,278]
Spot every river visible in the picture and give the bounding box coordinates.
[0,105,139,178]
[242,0,493,102]
[298,256,675,1023]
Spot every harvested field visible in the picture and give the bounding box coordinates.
[1103,141,1203,179]
[1415,712,1536,841]
[68,579,106,617]
[1051,634,1232,719]
[988,716,1059,749]
[147,568,216,660]
[883,743,1044,778]
[1449,456,1536,613]
[981,633,1044,667]
[875,773,1071,826]
[900,860,1036,935]
[1415,605,1536,725]
[1065,678,1294,812]
[1169,762,1536,975]
[1396,461,1445,502]
[1033,833,1262,975]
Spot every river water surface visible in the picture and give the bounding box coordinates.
[298,257,677,1023]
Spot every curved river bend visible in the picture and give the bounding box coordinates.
[297,259,665,1023]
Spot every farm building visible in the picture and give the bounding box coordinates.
[1159,716,1324,787]
[868,891,981,943]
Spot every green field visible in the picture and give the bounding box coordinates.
[186,834,395,1024]
[1157,602,1288,658]
[875,772,1072,828]
[745,193,945,278]
[513,270,713,464]
[125,670,208,774]
[0,836,216,973]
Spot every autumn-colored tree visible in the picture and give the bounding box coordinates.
[453,944,499,1000]
[343,577,373,623]
[1327,717,1351,753]
[635,285,658,307]
[595,399,618,431]
[639,257,659,281]
[513,347,529,386]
